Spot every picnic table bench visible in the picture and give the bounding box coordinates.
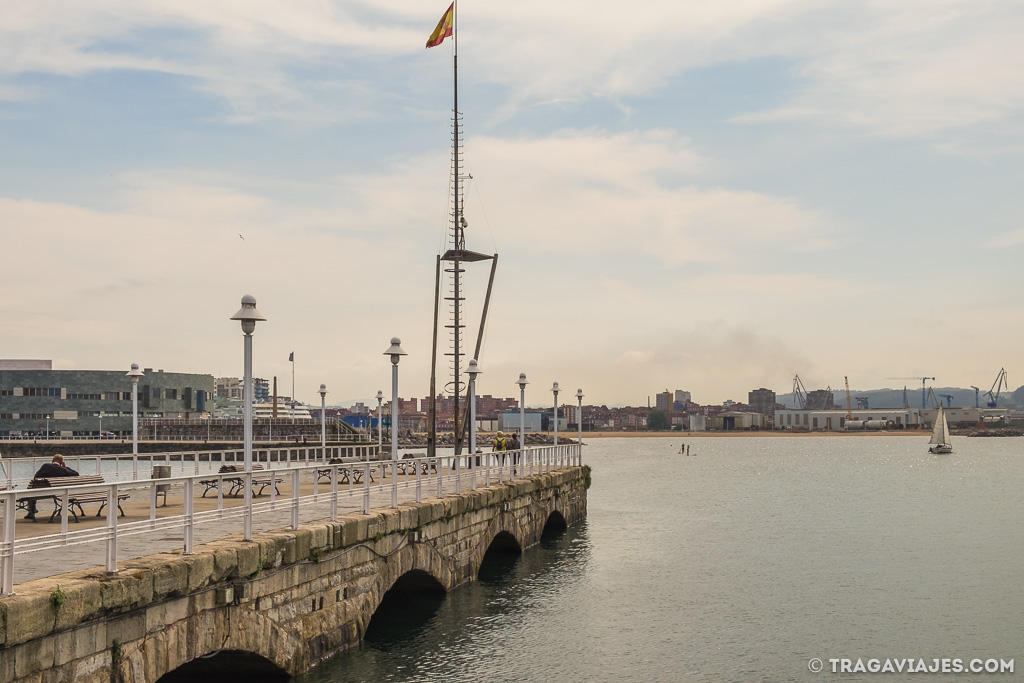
[199,464,281,498]
[21,475,129,522]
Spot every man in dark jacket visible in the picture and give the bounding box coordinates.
[25,454,78,520]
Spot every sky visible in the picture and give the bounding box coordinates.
[2,0,1023,408]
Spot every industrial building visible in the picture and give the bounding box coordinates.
[775,406,1010,431]
[0,360,214,438]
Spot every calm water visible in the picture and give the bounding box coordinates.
[294,435,1024,682]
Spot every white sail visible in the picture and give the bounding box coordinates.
[929,406,950,446]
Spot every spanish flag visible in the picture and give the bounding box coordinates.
[426,3,454,48]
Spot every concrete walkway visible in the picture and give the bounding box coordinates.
[4,460,549,588]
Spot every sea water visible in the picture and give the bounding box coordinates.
[294,435,1024,681]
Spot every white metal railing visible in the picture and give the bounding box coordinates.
[0,444,582,594]
[0,445,381,490]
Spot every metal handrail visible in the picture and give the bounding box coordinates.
[0,443,582,594]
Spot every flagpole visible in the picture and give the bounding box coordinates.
[291,354,295,416]
[452,0,463,455]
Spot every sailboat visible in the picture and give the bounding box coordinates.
[928,405,953,454]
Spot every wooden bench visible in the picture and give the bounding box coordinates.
[396,453,436,475]
[317,458,375,485]
[200,464,280,498]
[23,475,129,522]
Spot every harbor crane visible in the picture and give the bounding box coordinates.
[792,375,808,410]
[985,368,1008,408]
[855,396,870,410]
[886,376,935,410]
[926,387,940,409]
[970,386,980,409]
[938,394,954,408]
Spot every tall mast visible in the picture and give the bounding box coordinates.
[449,0,464,454]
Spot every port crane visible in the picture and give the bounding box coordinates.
[985,368,1008,408]
[792,375,808,409]
[938,394,954,408]
[970,386,980,408]
[886,376,935,410]
[855,396,870,410]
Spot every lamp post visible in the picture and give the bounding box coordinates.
[384,337,406,507]
[376,390,384,453]
[126,363,144,479]
[319,383,327,455]
[516,373,528,475]
[231,294,266,541]
[45,415,50,441]
[467,359,481,484]
[552,382,560,446]
[576,388,584,464]
[98,410,104,438]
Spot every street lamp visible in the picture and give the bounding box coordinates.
[384,337,406,507]
[98,410,104,438]
[467,360,481,475]
[231,294,266,541]
[376,389,384,453]
[319,383,327,454]
[576,388,584,461]
[516,373,528,475]
[552,382,560,446]
[126,363,144,479]
[45,415,50,441]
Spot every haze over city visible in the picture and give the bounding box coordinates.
[2,1,1023,407]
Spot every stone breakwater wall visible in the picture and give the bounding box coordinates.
[0,467,588,682]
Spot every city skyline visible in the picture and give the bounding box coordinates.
[3,1,1023,406]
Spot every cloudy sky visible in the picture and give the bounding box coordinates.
[2,0,1023,408]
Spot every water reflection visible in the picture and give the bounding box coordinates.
[293,523,591,682]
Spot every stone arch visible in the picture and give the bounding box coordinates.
[541,509,568,539]
[155,650,290,682]
[130,604,303,683]
[363,567,448,644]
[466,509,526,579]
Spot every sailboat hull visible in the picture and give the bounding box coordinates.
[929,444,953,454]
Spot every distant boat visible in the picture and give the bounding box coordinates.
[928,405,953,454]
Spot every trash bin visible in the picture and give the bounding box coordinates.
[152,464,171,506]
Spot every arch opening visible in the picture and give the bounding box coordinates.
[364,569,446,647]
[478,530,522,582]
[541,510,568,542]
[156,650,289,682]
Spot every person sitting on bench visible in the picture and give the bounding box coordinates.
[26,454,78,520]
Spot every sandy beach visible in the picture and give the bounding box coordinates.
[581,429,927,438]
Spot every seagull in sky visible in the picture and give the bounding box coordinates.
[238,234,245,240]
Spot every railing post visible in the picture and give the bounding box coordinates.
[243,471,253,541]
[60,490,69,538]
[2,493,15,595]
[184,479,194,554]
[362,463,371,515]
[391,462,398,509]
[330,466,338,522]
[106,483,118,574]
[455,456,462,494]
[415,461,422,503]
[436,458,443,499]
[291,470,300,530]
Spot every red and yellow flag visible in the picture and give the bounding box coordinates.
[426,3,454,48]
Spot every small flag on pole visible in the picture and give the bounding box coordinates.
[426,3,454,48]
[288,352,294,362]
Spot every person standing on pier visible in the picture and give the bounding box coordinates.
[25,454,78,520]
[492,431,507,465]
